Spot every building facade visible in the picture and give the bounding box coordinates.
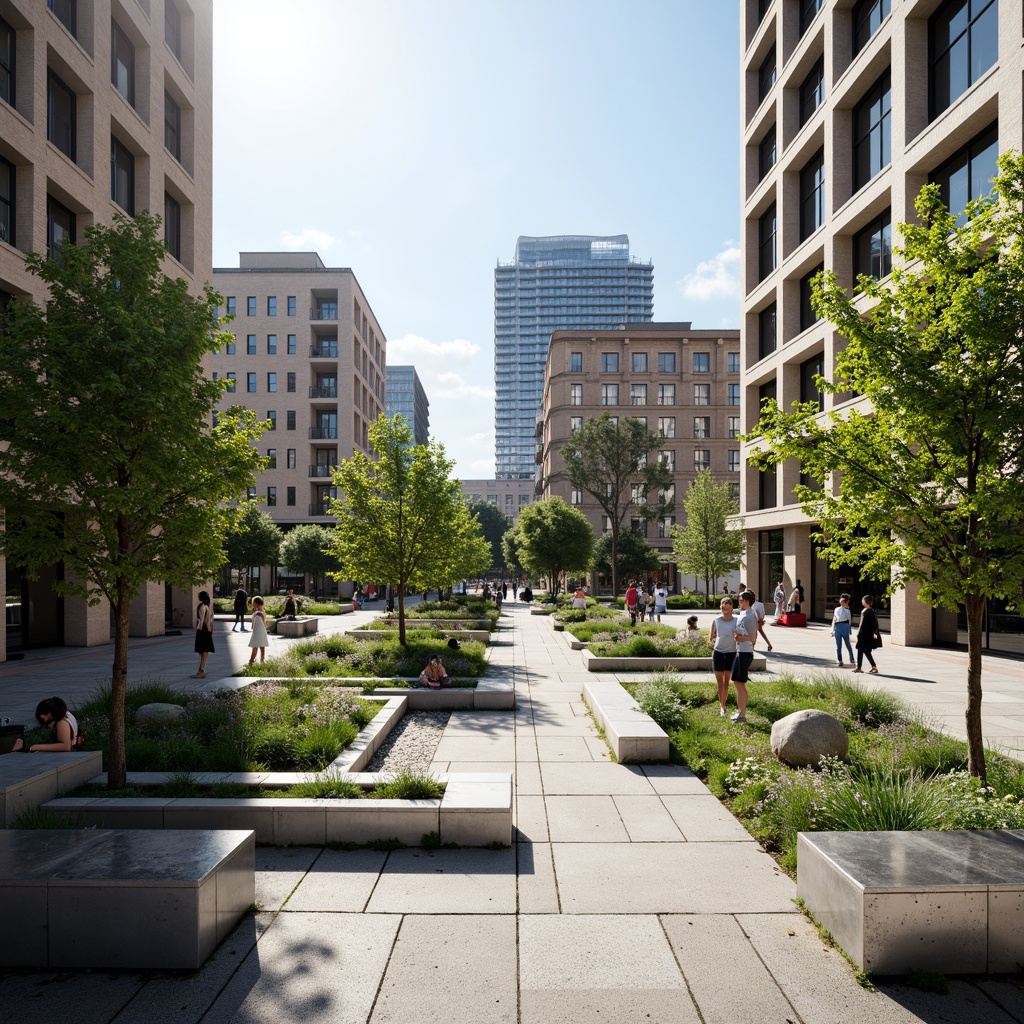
[0,0,213,657]
[385,365,429,447]
[494,234,653,481]
[739,0,1022,647]
[459,479,536,521]
[539,324,742,593]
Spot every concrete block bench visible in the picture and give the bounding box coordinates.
[797,829,1024,975]
[583,681,669,763]
[269,616,319,637]
[346,628,492,644]
[582,649,768,673]
[0,750,103,826]
[0,828,254,969]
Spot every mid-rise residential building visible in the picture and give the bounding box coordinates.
[459,479,535,521]
[494,234,653,481]
[538,323,742,593]
[210,253,387,592]
[0,0,213,658]
[739,0,1021,650]
[385,365,429,446]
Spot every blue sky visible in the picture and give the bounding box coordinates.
[212,0,741,476]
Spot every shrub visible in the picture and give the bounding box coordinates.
[634,680,686,731]
[290,769,362,799]
[373,771,445,800]
[666,592,705,609]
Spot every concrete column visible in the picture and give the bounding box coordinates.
[168,585,202,629]
[787,523,813,604]
[63,592,110,648]
[890,579,933,647]
[128,580,165,638]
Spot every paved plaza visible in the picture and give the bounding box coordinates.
[3,601,1024,1021]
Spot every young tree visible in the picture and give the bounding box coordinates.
[224,502,283,593]
[279,524,339,596]
[328,416,490,643]
[511,497,594,596]
[467,499,512,574]
[0,213,265,788]
[561,413,673,596]
[671,470,745,601]
[592,529,662,589]
[748,152,1024,780]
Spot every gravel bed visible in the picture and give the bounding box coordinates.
[366,710,451,773]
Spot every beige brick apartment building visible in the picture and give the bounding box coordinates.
[0,0,212,658]
[538,324,743,593]
[739,0,1022,649]
[210,253,387,595]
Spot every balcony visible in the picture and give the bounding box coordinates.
[309,385,338,399]
[309,464,337,478]
[310,341,338,358]
[311,304,338,320]
[308,427,338,440]
[308,503,334,517]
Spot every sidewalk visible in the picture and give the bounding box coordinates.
[3,603,1024,1022]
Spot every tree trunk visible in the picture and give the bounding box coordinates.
[964,593,987,780]
[610,525,620,597]
[108,579,131,789]
[397,582,407,646]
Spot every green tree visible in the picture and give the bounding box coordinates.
[467,499,512,574]
[592,529,662,588]
[511,497,594,596]
[748,152,1024,780]
[671,470,745,601]
[0,213,265,788]
[327,416,490,643]
[224,502,283,592]
[279,524,339,596]
[561,413,673,596]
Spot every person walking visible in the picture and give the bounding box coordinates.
[709,597,739,718]
[636,585,648,623]
[730,591,759,723]
[232,585,248,632]
[831,593,855,667]
[854,594,881,673]
[192,590,215,678]
[772,580,786,620]
[750,590,773,651]
[625,581,639,626]
[652,581,668,622]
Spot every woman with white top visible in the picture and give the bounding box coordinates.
[709,597,739,717]
[831,593,855,667]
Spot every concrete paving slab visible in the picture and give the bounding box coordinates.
[535,735,595,760]
[545,794,630,842]
[202,912,398,1024]
[254,845,321,911]
[540,761,654,795]
[370,915,516,1023]
[432,737,517,761]
[366,847,517,914]
[613,795,684,841]
[661,794,758,842]
[514,794,550,843]
[284,848,388,913]
[639,765,709,794]
[515,761,544,795]
[553,843,796,914]
[1,969,145,1024]
[517,842,559,914]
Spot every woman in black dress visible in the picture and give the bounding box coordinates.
[853,594,880,673]
[192,590,215,678]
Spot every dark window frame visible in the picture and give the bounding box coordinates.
[287,296,296,316]
[0,155,14,247]
[48,0,77,37]
[164,0,181,60]
[657,352,676,373]
[853,208,893,280]
[47,70,76,161]
[110,136,134,214]
[799,263,824,332]
[0,15,15,108]
[759,124,776,181]
[758,303,777,360]
[800,150,825,241]
[758,203,777,280]
[164,191,181,260]
[111,19,136,107]
[800,0,824,36]
[46,194,75,261]
[758,45,776,104]
[929,0,998,121]
[164,90,181,160]
[853,70,892,192]
[799,57,825,127]
[930,121,998,221]
[853,0,890,55]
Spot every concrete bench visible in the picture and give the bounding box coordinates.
[270,616,319,637]
[581,648,768,672]
[0,828,254,969]
[0,750,103,826]
[797,829,1024,975]
[583,681,669,763]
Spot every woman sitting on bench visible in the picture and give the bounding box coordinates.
[12,697,83,752]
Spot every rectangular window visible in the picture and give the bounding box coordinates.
[247,297,256,316]
[657,352,676,373]
[692,352,710,373]
[728,383,741,406]
[630,384,647,406]
[658,516,676,539]
[267,372,277,393]
[799,58,825,127]
[225,372,236,393]
[728,416,740,439]
[854,0,890,55]
[224,336,235,354]
[800,264,824,331]
[800,150,825,240]
[48,0,77,36]
[758,45,776,103]
[246,334,256,355]
[759,303,777,360]
[759,204,777,280]
[659,450,676,472]
[658,416,676,439]
[266,486,277,507]
[759,125,776,181]
[286,486,296,506]
[729,450,741,472]
[267,296,277,316]
[164,193,181,260]
[570,416,583,432]
[226,296,237,316]
[287,296,296,316]
[658,383,675,405]
[286,410,296,430]
[287,448,296,469]
[164,91,181,161]
[601,384,619,406]
[286,372,296,393]
[854,209,892,280]
[46,195,75,261]
[0,16,14,108]
[800,0,824,35]
[631,351,648,373]
[165,0,181,60]
[693,416,710,439]
[287,334,296,355]
[267,448,277,469]
[246,372,256,393]
[693,384,710,406]
[929,0,998,120]
[853,71,891,191]
[931,121,998,222]
[110,136,134,214]
[601,352,619,372]
[570,488,583,505]
[0,155,14,247]
[47,71,76,161]
[570,351,583,372]
[264,334,276,355]
[267,410,276,430]
[111,20,135,106]
[801,353,825,411]
[693,449,711,471]
[727,352,740,373]
[570,383,583,406]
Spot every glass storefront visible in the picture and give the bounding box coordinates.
[810,538,890,630]
[758,529,784,604]
[951,598,1024,656]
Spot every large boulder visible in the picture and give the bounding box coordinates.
[135,703,186,730]
[770,708,848,767]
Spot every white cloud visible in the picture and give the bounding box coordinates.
[434,371,493,400]
[678,244,741,301]
[464,430,496,451]
[387,333,480,362]
[470,457,496,475]
[281,227,337,251]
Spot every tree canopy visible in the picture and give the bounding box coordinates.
[327,416,490,642]
[0,213,265,787]
[747,151,1024,779]
[279,524,339,596]
[467,499,512,574]
[560,413,672,595]
[592,528,662,588]
[671,470,744,599]
[224,502,283,592]
[507,497,594,596]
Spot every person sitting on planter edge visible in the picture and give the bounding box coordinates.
[419,656,450,689]
[12,697,84,752]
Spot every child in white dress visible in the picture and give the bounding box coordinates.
[247,596,269,664]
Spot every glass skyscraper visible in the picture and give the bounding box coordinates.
[385,365,430,447]
[494,234,653,480]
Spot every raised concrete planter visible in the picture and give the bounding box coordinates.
[0,828,254,969]
[0,750,103,826]
[346,628,492,644]
[583,681,669,763]
[581,649,768,672]
[375,617,494,632]
[270,616,319,637]
[797,829,1024,975]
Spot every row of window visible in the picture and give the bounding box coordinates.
[568,383,742,407]
[571,350,741,374]
[222,296,301,318]
[222,335,299,356]
[567,414,742,441]
[45,0,187,64]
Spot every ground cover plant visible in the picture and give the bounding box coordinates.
[236,632,488,681]
[214,596,346,617]
[608,591,706,610]
[553,604,621,625]
[380,597,499,626]
[588,627,710,657]
[70,680,380,773]
[622,671,1024,873]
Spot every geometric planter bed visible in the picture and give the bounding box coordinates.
[372,617,495,632]
[346,628,492,645]
[580,645,768,673]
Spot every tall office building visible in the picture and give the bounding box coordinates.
[0,0,213,657]
[739,0,1021,650]
[386,365,430,447]
[494,234,653,481]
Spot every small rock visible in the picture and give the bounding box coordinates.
[770,708,848,767]
[135,703,186,729]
